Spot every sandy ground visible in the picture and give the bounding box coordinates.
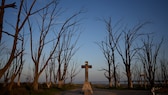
[59,88,153,95]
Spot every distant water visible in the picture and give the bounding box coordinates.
[74,81,129,84]
[91,81,109,84]
[75,81,108,84]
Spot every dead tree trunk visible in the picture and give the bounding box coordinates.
[116,22,149,88]
[28,3,82,89]
[0,0,35,79]
[139,35,163,88]
[97,17,120,88]
[126,64,133,88]
[33,75,39,91]
[0,0,16,42]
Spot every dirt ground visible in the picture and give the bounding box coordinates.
[59,88,168,95]
[59,88,150,95]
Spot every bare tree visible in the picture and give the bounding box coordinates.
[0,0,44,79]
[28,0,82,89]
[56,23,80,88]
[69,61,81,84]
[45,60,53,88]
[17,32,25,87]
[132,63,142,86]
[1,32,24,91]
[116,22,149,88]
[160,53,168,86]
[0,0,16,43]
[51,57,58,85]
[28,1,60,90]
[138,35,163,87]
[97,17,121,88]
[7,49,24,91]
[2,62,10,87]
[25,64,33,84]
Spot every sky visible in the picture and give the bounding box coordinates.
[58,0,168,82]
[1,0,168,83]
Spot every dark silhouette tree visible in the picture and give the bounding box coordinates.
[116,22,149,88]
[160,54,168,87]
[139,35,163,87]
[69,61,81,84]
[0,0,36,79]
[0,0,16,43]
[97,17,121,88]
[56,20,80,88]
[28,0,82,89]
[28,0,61,90]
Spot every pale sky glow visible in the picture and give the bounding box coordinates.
[1,0,168,83]
[61,0,168,82]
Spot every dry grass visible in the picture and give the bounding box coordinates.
[0,83,80,95]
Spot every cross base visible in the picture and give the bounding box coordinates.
[82,81,93,95]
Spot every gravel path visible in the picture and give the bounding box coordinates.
[59,88,153,95]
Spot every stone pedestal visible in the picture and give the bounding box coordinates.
[82,82,93,95]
